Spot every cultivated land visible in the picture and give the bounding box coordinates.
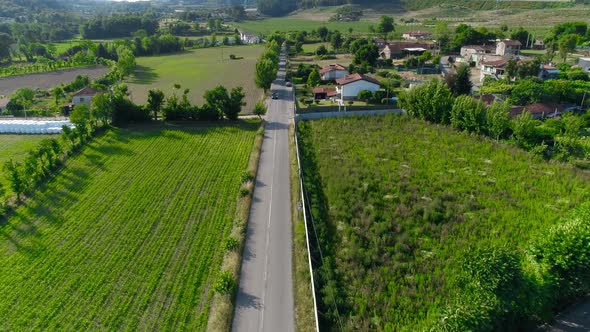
[0,66,109,97]
[0,134,54,189]
[298,115,590,331]
[125,45,265,113]
[0,121,259,330]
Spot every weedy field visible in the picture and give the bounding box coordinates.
[0,134,54,188]
[0,121,259,330]
[298,115,590,331]
[125,45,265,113]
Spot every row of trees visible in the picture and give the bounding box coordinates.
[80,14,159,39]
[255,39,281,93]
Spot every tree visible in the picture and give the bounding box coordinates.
[70,104,90,137]
[450,95,486,134]
[486,101,510,140]
[307,68,321,88]
[147,89,165,121]
[357,90,373,103]
[511,111,537,147]
[4,160,24,201]
[398,79,454,124]
[204,86,230,119]
[316,45,328,56]
[510,28,530,47]
[255,58,278,93]
[227,87,246,120]
[377,16,395,38]
[116,46,136,77]
[91,92,113,126]
[254,100,267,119]
[353,44,379,67]
[454,63,473,96]
[318,26,329,41]
[331,31,343,51]
[505,59,518,82]
[0,32,13,62]
[558,34,578,62]
[52,86,65,107]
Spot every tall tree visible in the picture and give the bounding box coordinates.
[255,58,277,93]
[558,34,578,62]
[486,101,510,141]
[52,86,65,107]
[147,89,165,121]
[307,67,321,88]
[377,16,395,38]
[3,160,24,202]
[91,92,113,126]
[0,32,13,62]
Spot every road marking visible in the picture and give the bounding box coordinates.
[259,94,279,332]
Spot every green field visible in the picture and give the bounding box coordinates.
[236,18,375,35]
[0,122,259,330]
[298,115,590,331]
[0,134,54,188]
[125,45,265,114]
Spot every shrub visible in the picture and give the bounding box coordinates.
[214,270,237,294]
[224,237,240,251]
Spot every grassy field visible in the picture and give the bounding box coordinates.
[125,45,265,114]
[0,121,260,330]
[298,115,590,331]
[0,134,54,188]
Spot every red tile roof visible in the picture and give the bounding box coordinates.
[336,73,380,86]
[404,30,432,37]
[319,64,347,75]
[72,87,100,97]
[525,103,564,115]
[384,41,434,54]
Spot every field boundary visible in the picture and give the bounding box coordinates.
[293,96,321,332]
[207,121,265,332]
[297,109,403,120]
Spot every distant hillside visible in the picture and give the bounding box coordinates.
[0,0,66,17]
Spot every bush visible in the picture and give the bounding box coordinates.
[213,270,237,294]
[224,237,240,251]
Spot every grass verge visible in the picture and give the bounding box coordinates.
[289,123,317,332]
[207,121,266,332]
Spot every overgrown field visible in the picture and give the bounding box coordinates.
[298,115,590,331]
[0,134,54,188]
[125,45,264,113]
[0,121,259,330]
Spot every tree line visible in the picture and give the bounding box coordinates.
[80,13,158,40]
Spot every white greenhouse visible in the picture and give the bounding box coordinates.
[0,120,74,134]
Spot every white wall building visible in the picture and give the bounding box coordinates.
[72,87,100,106]
[336,73,381,101]
[320,64,348,81]
[579,57,590,73]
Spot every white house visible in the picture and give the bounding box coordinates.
[240,32,259,44]
[480,58,507,81]
[402,30,432,40]
[335,73,381,101]
[320,64,348,81]
[496,39,521,56]
[579,57,590,73]
[460,45,495,64]
[72,87,100,106]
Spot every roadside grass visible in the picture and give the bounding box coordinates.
[125,45,265,114]
[0,134,54,189]
[297,114,590,330]
[0,121,259,330]
[289,123,317,332]
[207,121,265,332]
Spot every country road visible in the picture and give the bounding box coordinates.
[232,50,295,332]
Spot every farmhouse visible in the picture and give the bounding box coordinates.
[460,45,496,64]
[380,41,434,59]
[240,32,259,44]
[72,87,100,106]
[538,64,560,80]
[579,57,590,73]
[480,58,507,81]
[402,30,432,40]
[320,64,348,81]
[336,73,380,101]
[496,39,521,56]
[312,87,338,100]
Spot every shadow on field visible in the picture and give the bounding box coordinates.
[127,65,159,85]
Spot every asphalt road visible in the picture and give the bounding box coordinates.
[232,52,295,332]
[546,299,590,332]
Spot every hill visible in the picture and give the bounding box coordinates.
[298,115,590,331]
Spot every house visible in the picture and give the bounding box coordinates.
[335,73,381,101]
[240,32,259,44]
[533,39,545,50]
[380,41,434,59]
[496,40,521,56]
[460,45,496,64]
[374,38,388,49]
[538,64,560,80]
[72,87,100,106]
[579,57,590,73]
[509,103,565,120]
[320,64,348,81]
[0,98,9,112]
[402,30,432,40]
[480,58,507,81]
[312,87,338,100]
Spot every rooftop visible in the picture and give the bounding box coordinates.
[72,87,100,97]
[336,73,380,86]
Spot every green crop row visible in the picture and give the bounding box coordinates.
[0,121,259,330]
[297,114,590,331]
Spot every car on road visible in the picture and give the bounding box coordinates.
[285,82,292,87]
[272,92,278,99]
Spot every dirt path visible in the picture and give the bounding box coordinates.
[0,66,109,97]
